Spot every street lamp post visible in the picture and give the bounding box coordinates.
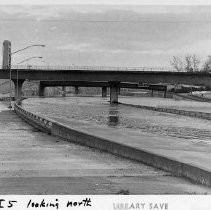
[16,56,43,99]
[8,44,45,109]
[12,44,45,55]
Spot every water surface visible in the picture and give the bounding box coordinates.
[22,96,211,145]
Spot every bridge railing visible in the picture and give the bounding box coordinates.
[4,65,176,71]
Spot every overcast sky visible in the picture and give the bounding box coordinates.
[1,5,211,67]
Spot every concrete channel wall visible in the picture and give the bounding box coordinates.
[119,103,211,120]
[172,93,211,103]
[14,101,211,187]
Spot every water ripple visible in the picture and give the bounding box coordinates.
[22,97,211,144]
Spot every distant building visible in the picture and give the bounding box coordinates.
[2,40,11,69]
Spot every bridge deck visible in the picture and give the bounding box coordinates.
[0,68,210,87]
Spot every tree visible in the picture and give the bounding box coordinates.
[185,54,193,72]
[202,56,211,72]
[192,54,200,72]
[170,54,201,72]
[170,56,184,72]
[203,62,210,72]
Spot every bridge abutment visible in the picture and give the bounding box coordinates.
[109,81,120,103]
[12,79,25,100]
[102,86,107,97]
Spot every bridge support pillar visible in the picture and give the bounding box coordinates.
[38,83,45,97]
[62,86,66,97]
[164,87,167,98]
[102,87,107,97]
[12,79,25,100]
[164,90,167,98]
[109,81,120,103]
[75,86,79,94]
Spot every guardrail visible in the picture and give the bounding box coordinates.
[185,94,211,102]
[0,65,177,71]
[14,100,53,133]
[120,103,211,120]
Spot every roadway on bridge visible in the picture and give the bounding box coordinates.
[0,68,211,87]
[0,102,211,194]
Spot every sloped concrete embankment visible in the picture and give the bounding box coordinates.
[171,93,211,102]
[119,102,211,120]
[14,101,211,187]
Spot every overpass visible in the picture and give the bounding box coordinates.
[0,65,210,102]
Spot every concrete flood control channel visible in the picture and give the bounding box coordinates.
[17,97,211,185]
[0,103,177,195]
[0,100,206,194]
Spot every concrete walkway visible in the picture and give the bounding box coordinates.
[0,102,211,194]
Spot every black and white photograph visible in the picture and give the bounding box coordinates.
[0,0,210,208]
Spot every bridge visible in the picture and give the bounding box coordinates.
[0,65,210,103]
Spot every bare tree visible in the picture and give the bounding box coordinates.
[170,56,184,72]
[171,54,201,72]
[202,56,211,72]
[185,54,193,72]
[192,54,200,72]
[203,62,210,72]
